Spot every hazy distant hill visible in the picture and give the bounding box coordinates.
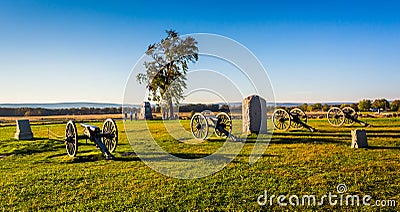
[0,101,354,109]
[0,102,123,109]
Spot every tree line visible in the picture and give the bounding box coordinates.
[0,107,122,117]
[145,104,239,113]
[279,98,400,112]
[2,98,398,117]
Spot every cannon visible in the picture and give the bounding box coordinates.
[190,111,235,140]
[327,107,369,127]
[272,108,315,132]
[65,118,118,160]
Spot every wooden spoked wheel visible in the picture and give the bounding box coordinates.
[215,112,232,138]
[327,107,345,127]
[290,108,307,129]
[190,113,209,140]
[102,118,118,153]
[342,107,357,126]
[272,109,291,131]
[65,120,78,157]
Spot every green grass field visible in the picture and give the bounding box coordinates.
[0,118,399,211]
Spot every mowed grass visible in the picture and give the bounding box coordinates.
[0,118,399,211]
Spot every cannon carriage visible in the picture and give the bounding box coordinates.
[327,106,369,127]
[190,111,233,140]
[272,108,315,132]
[65,118,118,159]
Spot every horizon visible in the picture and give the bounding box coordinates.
[0,99,395,106]
[0,1,399,103]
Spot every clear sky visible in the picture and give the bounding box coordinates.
[0,0,399,104]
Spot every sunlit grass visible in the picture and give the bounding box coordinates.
[0,118,399,210]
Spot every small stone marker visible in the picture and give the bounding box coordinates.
[351,129,368,148]
[14,119,33,140]
[242,95,267,134]
[139,101,152,120]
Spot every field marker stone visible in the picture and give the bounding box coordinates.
[14,119,33,140]
[242,95,267,134]
[351,129,368,148]
[139,102,152,120]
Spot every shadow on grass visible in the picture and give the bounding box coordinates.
[67,154,105,163]
[114,156,141,162]
[131,151,229,161]
[241,136,346,145]
[273,132,350,138]
[33,137,58,140]
[273,130,400,140]
[363,129,400,134]
[56,150,280,163]
[366,134,400,138]
[46,149,96,159]
[368,146,400,150]
[206,135,348,145]
[137,151,281,160]
[171,153,211,159]
[3,139,65,156]
[207,138,229,143]
[269,137,347,145]
[0,138,19,143]
[10,148,59,156]
[46,152,70,158]
[61,151,141,163]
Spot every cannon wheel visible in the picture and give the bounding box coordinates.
[102,118,118,153]
[342,107,357,126]
[215,112,232,138]
[65,120,78,157]
[272,109,291,131]
[190,113,209,140]
[327,107,345,127]
[290,108,307,129]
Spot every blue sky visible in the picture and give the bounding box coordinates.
[0,0,399,103]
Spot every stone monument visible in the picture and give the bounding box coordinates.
[139,102,153,120]
[242,95,267,134]
[14,119,34,140]
[351,129,368,148]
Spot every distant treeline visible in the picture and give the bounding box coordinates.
[175,104,240,113]
[0,104,235,117]
[4,98,399,117]
[178,104,221,112]
[133,104,241,114]
[0,107,122,117]
[277,98,400,112]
